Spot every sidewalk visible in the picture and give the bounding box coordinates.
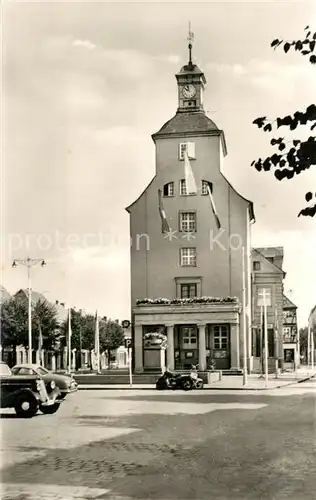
[78,371,315,391]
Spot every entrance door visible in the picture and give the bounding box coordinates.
[210,325,230,370]
[175,326,198,370]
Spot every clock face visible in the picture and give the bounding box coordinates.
[182,84,196,98]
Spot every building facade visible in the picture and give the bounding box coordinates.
[308,305,316,364]
[127,48,255,373]
[251,247,285,372]
[282,295,299,368]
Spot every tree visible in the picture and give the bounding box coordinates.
[81,314,97,350]
[60,310,99,350]
[1,298,29,364]
[1,297,59,365]
[299,327,308,360]
[60,308,82,351]
[252,27,316,217]
[32,299,59,350]
[299,325,316,361]
[99,319,125,367]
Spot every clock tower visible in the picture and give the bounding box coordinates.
[176,37,206,113]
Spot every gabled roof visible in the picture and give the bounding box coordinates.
[283,295,297,309]
[14,289,68,323]
[255,246,284,258]
[309,305,316,323]
[14,289,47,304]
[0,286,11,303]
[152,112,218,140]
[252,248,286,277]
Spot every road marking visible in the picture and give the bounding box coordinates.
[81,400,268,416]
[0,483,110,499]
[1,427,139,455]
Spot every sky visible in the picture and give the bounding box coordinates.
[1,0,315,326]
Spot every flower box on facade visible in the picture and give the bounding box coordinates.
[136,296,239,306]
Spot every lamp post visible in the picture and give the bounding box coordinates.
[242,246,248,386]
[12,258,46,363]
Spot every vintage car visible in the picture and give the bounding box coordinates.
[0,362,61,418]
[11,364,78,399]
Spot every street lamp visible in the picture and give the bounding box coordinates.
[12,257,47,363]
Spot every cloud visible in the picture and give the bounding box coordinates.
[164,54,181,65]
[205,59,314,96]
[72,39,96,50]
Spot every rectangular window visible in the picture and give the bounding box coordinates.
[201,180,210,195]
[213,325,228,349]
[180,247,197,267]
[182,327,197,347]
[180,212,196,232]
[180,179,188,196]
[163,182,174,197]
[253,261,261,271]
[283,327,291,341]
[179,142,196,160]
[180,284,197,299]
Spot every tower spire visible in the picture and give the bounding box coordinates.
[187,21,194,67]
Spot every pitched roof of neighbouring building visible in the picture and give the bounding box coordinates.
[0,286,11,303]
[283,295,297,309]
[14,289,47,305]
[14,290,69,323]
[252,248,285,276]
[255,246,284,257]
[309,305,316,323]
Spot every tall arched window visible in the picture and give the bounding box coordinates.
[201,180,213,195]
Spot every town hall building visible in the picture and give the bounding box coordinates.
[126,44,255,373]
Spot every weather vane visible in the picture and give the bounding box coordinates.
[187,21,194,66]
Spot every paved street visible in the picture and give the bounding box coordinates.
[1,380,315,500]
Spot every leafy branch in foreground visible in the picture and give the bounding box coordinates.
[251,27,316,217]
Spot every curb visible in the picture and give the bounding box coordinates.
[78,374,315,391]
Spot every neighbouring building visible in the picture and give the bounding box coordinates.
[282,295,299,368]
[126,43,255,373]
[309,305,316,332]
[308,305,316,363]
[251,247,285,372]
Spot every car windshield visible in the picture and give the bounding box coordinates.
[0,363,12,376]
[37,367,49,376]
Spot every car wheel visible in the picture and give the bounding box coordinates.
[39,402,61,415]
[14,393,39,418]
